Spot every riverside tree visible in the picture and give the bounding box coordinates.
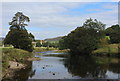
[61,18,105,55]
[4,12,33,52]
[105,24,120,44]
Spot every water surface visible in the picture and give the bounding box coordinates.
[28,51,120,79]
[3,51,120,81]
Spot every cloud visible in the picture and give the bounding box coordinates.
[1,2,118,39]
[102,3,118,10]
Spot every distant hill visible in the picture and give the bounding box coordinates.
[0,37,4,41]
[44,36,63,43]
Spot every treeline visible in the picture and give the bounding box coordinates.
[36,42,59,48]
[59,18,120,55]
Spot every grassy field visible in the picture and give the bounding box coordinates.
[92,44,120,56]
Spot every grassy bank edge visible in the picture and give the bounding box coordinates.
[92,44,120,57]
[2,48,33,78]
[2,47,58,79]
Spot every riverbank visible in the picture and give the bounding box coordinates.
[2,47,41,80]
[33,47,57,52]
[2,47,58,79]
[92,44,120,57]
[44,44,120,57]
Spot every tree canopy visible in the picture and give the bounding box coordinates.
[83,18,105,31]
[9,12,30,30]
[60,18,105,55]
[105,24,120,43]
[4,12,33,52]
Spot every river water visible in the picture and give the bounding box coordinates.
[3,51,120,81]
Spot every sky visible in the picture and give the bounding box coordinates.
[0,1,119,40]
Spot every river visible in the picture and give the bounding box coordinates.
[3,51,120,81]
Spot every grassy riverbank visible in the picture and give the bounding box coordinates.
[33,47,57,52]
[2,47,57,73]
[2,47,59,80]
[42,44,120,57]
[2,47,33,78]
[92,44,120,57]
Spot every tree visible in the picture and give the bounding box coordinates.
[36,42,42,47]
[29,33,35,41]
[59,39,67,50]
[4,29,33,52]
[61,18,105,55]
[83,18,106,31]
[4,12,33,52]
[9,12,30,30]
[105,24,120,43]
[63,27,99,55]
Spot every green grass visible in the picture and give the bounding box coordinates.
[92,44,120,56]
[2,48,33,73]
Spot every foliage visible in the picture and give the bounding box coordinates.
[36,42,42,47]
[99,36,110,47]
[29,33,35,41]
[9,12,30,30]
[64,27,99,54]
[4,12,33,52]
[105,24,120,43]
[83,18,105,31]
[41,42,59,48]
[58,39,67,50]
[60,18,105,55]
[4,29,33,52]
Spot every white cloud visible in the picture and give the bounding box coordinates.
[1,2,118,39]
[102,3,118,10]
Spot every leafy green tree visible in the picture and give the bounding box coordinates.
[4,12,33,52]
[64,27,99,55]
[4,29,33,52]
[42,42,49,47]
[36,42,42,47]
[9,12,30,30]
[59,39,67,50]
[105,24,120,43]
[61,18,105,55]
[83,18,105,31]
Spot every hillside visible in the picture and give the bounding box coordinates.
[0,37,4,41]
[44,36,63,43]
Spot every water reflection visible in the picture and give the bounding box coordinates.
[2,61,34,81]
[63,55,120,79]
[2,51,120,80]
